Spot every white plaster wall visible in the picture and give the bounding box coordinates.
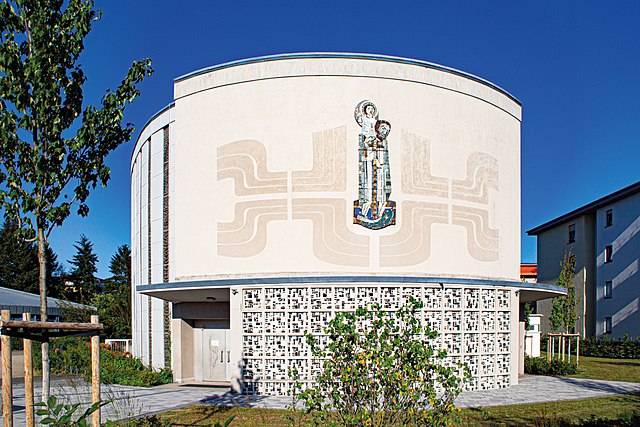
[169,57,521,283]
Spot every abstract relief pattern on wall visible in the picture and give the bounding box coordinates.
[216,126,360,264]
[397,131,500,262]
[217,199,288,257]
[216,110,501,265]
[241,284,513,395]
[217,140,288,195]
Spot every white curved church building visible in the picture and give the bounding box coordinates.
[131,53,563,394]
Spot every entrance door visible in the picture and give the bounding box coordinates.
[203,329,230,382]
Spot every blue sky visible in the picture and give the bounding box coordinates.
[48,0,640,277]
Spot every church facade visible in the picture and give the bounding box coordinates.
[131,53,563,394]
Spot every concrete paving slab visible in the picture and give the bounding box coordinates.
[1,375,639,426]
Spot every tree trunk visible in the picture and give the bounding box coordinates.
[37,227,50,403]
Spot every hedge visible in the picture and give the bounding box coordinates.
[541,335,640,359]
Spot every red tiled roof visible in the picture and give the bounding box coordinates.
[520,263,537,276]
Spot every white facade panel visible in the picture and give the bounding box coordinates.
[131,156,141,357]
[151,296,165,369]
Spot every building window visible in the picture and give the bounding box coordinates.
[605,209,613,227]
[568,224,576,243]
[605,245,613,263]
[604,281,612,299]
[604,317,612,334]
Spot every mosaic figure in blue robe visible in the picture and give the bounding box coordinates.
[353,100,396,230]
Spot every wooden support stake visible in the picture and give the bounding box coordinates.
[23,313,34,427]
[1,310,13,427]
[91,315,100,427]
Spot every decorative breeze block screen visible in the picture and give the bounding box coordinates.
[241,285,513,395]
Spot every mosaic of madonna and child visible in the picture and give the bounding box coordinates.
[353,100,396,230]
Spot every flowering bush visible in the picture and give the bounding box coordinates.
[287,298,468,427]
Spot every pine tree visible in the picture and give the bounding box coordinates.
[0,219,63,297]
[96,244,131,338]
[104,244,130,293]
[45,245,65,298]
[68,234,99,302]
[0,218,39,293]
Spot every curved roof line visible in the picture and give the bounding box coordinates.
[174,52,520,105]
[131,102,174,165]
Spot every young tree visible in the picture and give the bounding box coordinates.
[288,299,467,427]
[549,252,578,362]
[523,302,533,331]
[549,297,563,333]
[0,0,152,400]
[558,252,578,334]
[550,252,577,334]
[68,234,99,302]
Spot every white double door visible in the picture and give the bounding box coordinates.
[199,328,231,382]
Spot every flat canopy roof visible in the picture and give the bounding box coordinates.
[137,275,565,304]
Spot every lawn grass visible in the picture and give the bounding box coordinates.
[541,352,640,383]
[458,392,640,426]
[153,357,640,426]
[568,355,640,383]
[153,405,286,426]
[154,392,640,426]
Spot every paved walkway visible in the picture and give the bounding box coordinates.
[1,375,639,425]
[0,350,24,380]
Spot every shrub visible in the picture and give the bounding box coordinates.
[34,337,172,387]
[35,396,109,427]
[524,356,578,376]
[287,298,468,427]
